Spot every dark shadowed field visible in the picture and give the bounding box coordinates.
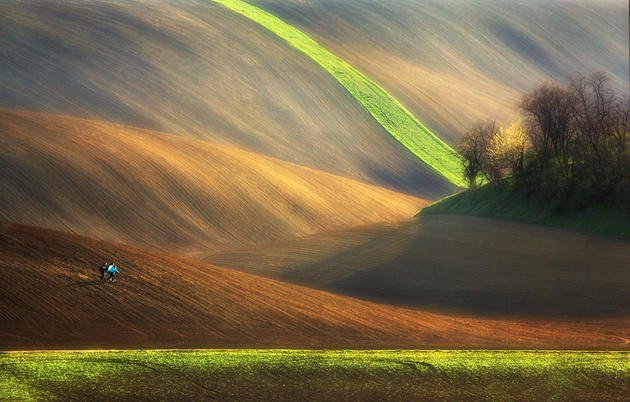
[206,214,630,318]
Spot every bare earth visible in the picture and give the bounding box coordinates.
[0,0,454,197]
[1,221,628,351]
[206,214,630,318]
[0,109,427,258]
[251,0,629,143]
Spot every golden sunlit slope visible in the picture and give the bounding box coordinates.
[250,0,630,143]
[0,0,454,197]
[0,109,427,257]
[206,214,630,319]
[2,220,628,350]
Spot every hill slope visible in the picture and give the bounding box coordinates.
[206,214,630,318]
[420,184,630,237]
[212,0,464,187]
[250,0,629,143]
[1,221,628,350]
[0,109,426,257]
[0,0,454,197]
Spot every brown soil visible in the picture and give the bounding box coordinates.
[0,1,453,197]
[1,221,628,350]
[206,214,630,318]
[0,109,427,258]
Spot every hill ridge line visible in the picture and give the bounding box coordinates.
[0,108,427,256]
[210,0,465,187]
[1,108,432,197]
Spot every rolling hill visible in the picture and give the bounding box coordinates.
[0,0,455,197]
[205,214,630,318]
[2,220,628,350]
[0,109,427,257]
[212,0,465,187]
[2,0,628,354]
[249,0,629,143]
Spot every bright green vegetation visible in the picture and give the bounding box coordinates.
[2,350,629,400]
[420,182,630,237]
[211,0,465,187]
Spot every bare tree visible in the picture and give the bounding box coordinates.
[520,83,575,183]
[612,95,630,153]
[464,71,630,206]
[611,95,630,187]
[569,72,617,184]
[457,121,496,189]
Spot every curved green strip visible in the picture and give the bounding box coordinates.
[211,0,465,187]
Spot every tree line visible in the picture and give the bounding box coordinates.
[458,72,630,204]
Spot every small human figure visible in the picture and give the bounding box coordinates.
[99,262,109,281]
[107,263,119,282]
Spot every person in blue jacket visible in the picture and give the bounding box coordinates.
[107,263,120,282]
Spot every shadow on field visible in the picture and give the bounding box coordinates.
[210,215,630,319]
[68,281,102,288]
[328,216,630,318]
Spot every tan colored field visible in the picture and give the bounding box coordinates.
[0,109,427,257]
[206,214,630,319]
[2,220,628,350]
[0,0,454,196]
[250,0,629,143]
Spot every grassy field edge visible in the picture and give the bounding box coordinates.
[419,183,630,237]
[2,350,628,400]
[210,0,465,187]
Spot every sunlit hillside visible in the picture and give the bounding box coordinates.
[0,109,427,257]
[0,0,454,196]
[251,0,629,143]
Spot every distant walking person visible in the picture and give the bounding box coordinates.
[99,262,110,282]
[107,263,119,282]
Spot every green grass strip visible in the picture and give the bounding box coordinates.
[211,0,465,187]
[2,350,629,400]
